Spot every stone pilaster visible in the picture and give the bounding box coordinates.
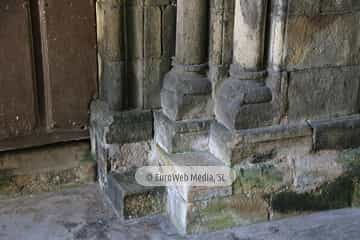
[161,0,213,121]
[97,0,125,111]
[92,1,161,215]
[215,0,274,130]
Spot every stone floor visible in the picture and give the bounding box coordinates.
[0,184,359,240]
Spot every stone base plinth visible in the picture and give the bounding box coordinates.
[161,69,213,121]
[105,170,165,220]
[215,78,275,130]
[154,111,212,154]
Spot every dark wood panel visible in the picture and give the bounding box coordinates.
[0,129,89,152]
[39,0,97,130]
[0,0,38,140]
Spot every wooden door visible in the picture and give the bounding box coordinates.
[0,0,97,151]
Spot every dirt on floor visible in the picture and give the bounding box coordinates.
[0,184,359,240]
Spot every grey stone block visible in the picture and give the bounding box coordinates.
[287,0,321,16]
[162,4,176,58]
[288,66,360,122]
[105,170,165,220]
[154,111,212,153]
[154,145,232,202]
[167,187,268,235]
[215,78,275,130]
[287,0,360,16]
[143,57,172,109]
[161,69,213,121]
[127,5,144,59]
[209,121,313,165]
[101,60,125,110]
[320,0,360,14]
[209,0,234,66]
[292,151,344,192]
[284,13,360,70]
[144,6,162,58]
[91,100,153,144]
[232,158,292,195]
[309,115,360,151]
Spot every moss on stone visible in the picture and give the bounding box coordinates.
[271,148,360,213]
[205,214,237,232]
[233,163,284,194]
[352,178,360,207]
[0,175,14,192]
[0,165,96,199]
[124,191,165,219]
[196,193,269,233]
[337,148,360,174]
[271,174,353,213]
[81,150,96,163]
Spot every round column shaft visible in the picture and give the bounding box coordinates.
[160,0,212,121]
[232,0,268,72]
[175,0,208,66]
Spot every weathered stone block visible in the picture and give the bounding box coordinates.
[144,6,162,58]
[287,0,321,16]
[127,5,144,59]
[215,78,275,130]
[108,141,153,173]
[154,145,232,202]
[232,159,291,195]
[209,0,234,66]
[309,115,360,151]
[167,188,268,235]
[270,148,360,218]
[285,13,360,69]
[154,111,211,153]
[91,100,153,145]
[293,151,344,192]
[161,69,213,121]
[127,60,143,108]
[270,178,353,216]
[96,0,125,61]
[287,0,360,16]
[91,100,154,187]
[105,171,165,220]
[101,60,125,110]
[0,142,96,198]
[209,121,312,165]
[162,4,176,58]
[353,179,360,207]
[288,66,360,122]
[143,57,172,109]
[320,0,360,14]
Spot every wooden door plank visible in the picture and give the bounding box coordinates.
[39,0,97,131]
[0,0,38,140]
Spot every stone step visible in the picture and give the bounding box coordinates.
[154,110,212,154]
[153,145,238,235]
[154,145,232,202]
[105,169,166,220]
[309,114,360,151]
[209,121,313,166]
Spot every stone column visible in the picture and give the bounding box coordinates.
[161,0,212,121]
[215,0,274,130]
[98,0,125,111]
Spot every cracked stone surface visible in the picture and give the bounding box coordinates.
[0,184,360,240]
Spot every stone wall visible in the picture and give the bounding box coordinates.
[97,0,176,110]
[91,0,360,236]
[269,0,360,123]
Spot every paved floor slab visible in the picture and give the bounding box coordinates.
[0,184,359,240]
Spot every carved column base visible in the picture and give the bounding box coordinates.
[215,77,274,130]
[161,65,213,121]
